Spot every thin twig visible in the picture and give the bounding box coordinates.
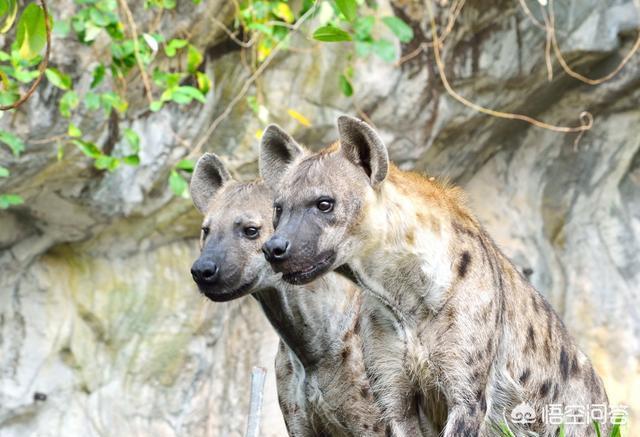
[209,15,255,48]
[541,5,554,81]
[29,133,67,145]
[0,0,51,111]
[516,0,547,29]
[548,0,640,86]
[395,42,429,66]
[395,0,465,67]
[118,0,154,105]
[353,98,375,128]
[425,0,593,133]
[187,2,319,159]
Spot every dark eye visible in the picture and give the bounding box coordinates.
[273,205,283,228]
[316,198,334,213]
[244,226,260,239]
[201,226,210,237]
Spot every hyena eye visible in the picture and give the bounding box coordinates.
[201,226,210,238]
[273,205,283,228]
[243,226,260,239]
[316,198,334,213]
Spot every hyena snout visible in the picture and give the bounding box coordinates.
[262,235,291,263]
[190,256,219,286]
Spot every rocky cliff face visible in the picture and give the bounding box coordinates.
[1,0,639,435]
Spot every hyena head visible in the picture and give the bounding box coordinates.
[189,153,274,301]
[260,115,389,285]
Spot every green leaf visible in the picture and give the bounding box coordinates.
[312,25,351,42]
[0,166,9,177]
[187,44,203,74]
[169,170,188,197]
[0,0,18,33]
[339,74,353,97]
[45,68,72,90]
[100,92,128,113]
[0,130,25,156]
[0,193,23,209]
[142,32,158,54]
[610,419,622,437]
[557,423,565,437]
[123,127,140,152]
[84,92,100,110]
[354,16,374,41]
[150,100,163,112]
[591,421,601,437]
[354,40,372,57]
[16,3,47,60]
[382,16,414,43]
[176,159,194,172]
[273,2,294,23]
[122,155,140,166]
[53,17,70,37]
[82,22,103,42]
[164,38,188,57]
[372,38,396,62]
[94,155,120,171]
[67,122,82,137]
[196,71,211,94]
[334,0,357,21]
[170,86,205,104]
[247,22,273,36]
[90,64,105,89]
[72,139,101,159]
[59,90,79,117]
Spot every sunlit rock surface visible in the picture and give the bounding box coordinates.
[1,0,639,435]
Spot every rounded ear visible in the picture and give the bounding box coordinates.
[190,153,232,213]
[259,124,304,189]
[337,115,389,187]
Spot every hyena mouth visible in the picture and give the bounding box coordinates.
[201,277,257,302]
[281,251,336,285]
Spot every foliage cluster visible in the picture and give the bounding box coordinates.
[0,0,413,207]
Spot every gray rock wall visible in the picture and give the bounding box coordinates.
[1,0,639,435]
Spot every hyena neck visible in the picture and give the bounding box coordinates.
[252,274,360,368]
[351,167,474,317]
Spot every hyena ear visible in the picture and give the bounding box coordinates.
[259,124,304,188]
[190,153,232,213]
[337,115,389,187]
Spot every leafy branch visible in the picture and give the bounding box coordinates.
[0,0,51,111]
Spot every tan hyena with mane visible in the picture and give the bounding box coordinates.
[189,152,401,436]
[260,116,609,437]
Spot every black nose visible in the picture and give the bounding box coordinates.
[262,236,291,262]
[191,257,219,285]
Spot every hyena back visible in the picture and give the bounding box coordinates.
[189,153,391,436]
[259,117,609,437]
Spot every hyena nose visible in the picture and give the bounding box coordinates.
[190,258,219,285]
[262,236,290,263]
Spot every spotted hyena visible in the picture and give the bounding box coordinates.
[189,152,395,436]
[259,116,609,437]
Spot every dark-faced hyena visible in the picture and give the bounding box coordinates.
[189,152,392,436]
[259,116,610,437]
